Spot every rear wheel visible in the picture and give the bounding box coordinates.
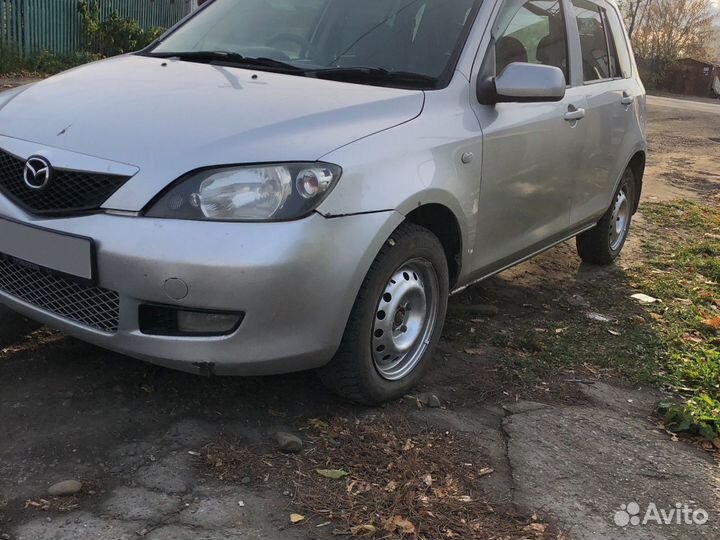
[318,222,449,405]
[576,168,635,265]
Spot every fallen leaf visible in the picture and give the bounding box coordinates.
[384,480,398,492]
[607,329,621,336]
[524,522,546,534]
[383,516,416,534]
[702,317,720,329]
[422,473,433,487]
[290,513,305,524]
[478,467,494,477]
[464,348,483,355]
[350,524,377,536]
[316,468,348,480]
[307,418,329,430]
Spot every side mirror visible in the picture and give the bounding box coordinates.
[477,62,566,105]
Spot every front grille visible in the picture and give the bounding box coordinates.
[0,150,131,215]
[0,255,120,333]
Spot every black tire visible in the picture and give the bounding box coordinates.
[576,168,636,265]
[318,222,449,405]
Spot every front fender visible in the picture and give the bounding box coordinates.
[317,79,482,283]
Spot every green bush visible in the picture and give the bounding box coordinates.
[78,1,164,57]
[0,42,26,74]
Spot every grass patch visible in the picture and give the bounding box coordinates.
[634,200,720,439]
[496,199,720,439]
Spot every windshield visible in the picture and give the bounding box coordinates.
[149,0,480,88]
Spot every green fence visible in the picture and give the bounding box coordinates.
[0,0,187,56]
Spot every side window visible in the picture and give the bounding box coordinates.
[572,0,612,81]
[494,0,569,83]
[604,7,632,78]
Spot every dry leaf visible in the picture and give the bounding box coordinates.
[702,317,720,329]
[524,522,546,534]
[464,348,483,355]
[384,515,416,534]
[350,524,377,536]
[422,473,433,487]
[316,468,348,480]
[290,513,305,524]
[307,418,329,430]
[478,467,494,477]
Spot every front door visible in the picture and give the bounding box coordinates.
[470,0,588,273]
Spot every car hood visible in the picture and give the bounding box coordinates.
[0,55,424,211]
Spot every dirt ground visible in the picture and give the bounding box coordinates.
[0,91,718,540]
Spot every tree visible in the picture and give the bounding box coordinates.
[618,0,653,38]
[626,0,715,85]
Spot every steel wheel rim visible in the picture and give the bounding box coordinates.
[609,187,630,251]
[371,259,439,381]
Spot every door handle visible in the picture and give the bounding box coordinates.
[564,107,586,122]
[621,92,634,106]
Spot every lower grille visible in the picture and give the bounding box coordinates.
[0,255,120,333]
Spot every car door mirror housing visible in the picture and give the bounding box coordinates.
[477,62,566,105]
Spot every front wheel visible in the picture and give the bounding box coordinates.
[318,222,449,405]
[576,168,636,265]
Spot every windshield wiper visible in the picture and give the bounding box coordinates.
[146,51,303,72]
[310,67,438,88]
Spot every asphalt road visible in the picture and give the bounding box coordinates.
[648,94,720,114]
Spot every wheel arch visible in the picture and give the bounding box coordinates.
[404,203,463,289]
[626,151,646,213]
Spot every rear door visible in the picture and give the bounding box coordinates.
[568,0,640,222]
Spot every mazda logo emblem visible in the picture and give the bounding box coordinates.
[24,156,52,190]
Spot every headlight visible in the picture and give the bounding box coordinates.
[145,163,342,221]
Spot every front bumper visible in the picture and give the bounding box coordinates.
[0,194,403,375]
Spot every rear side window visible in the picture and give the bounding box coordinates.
[604,7,632,78]
[494,0,569,83]
[572,0,612,81]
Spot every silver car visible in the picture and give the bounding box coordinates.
[0,0,645,403]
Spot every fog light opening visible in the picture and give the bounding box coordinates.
[139,305,243,336]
